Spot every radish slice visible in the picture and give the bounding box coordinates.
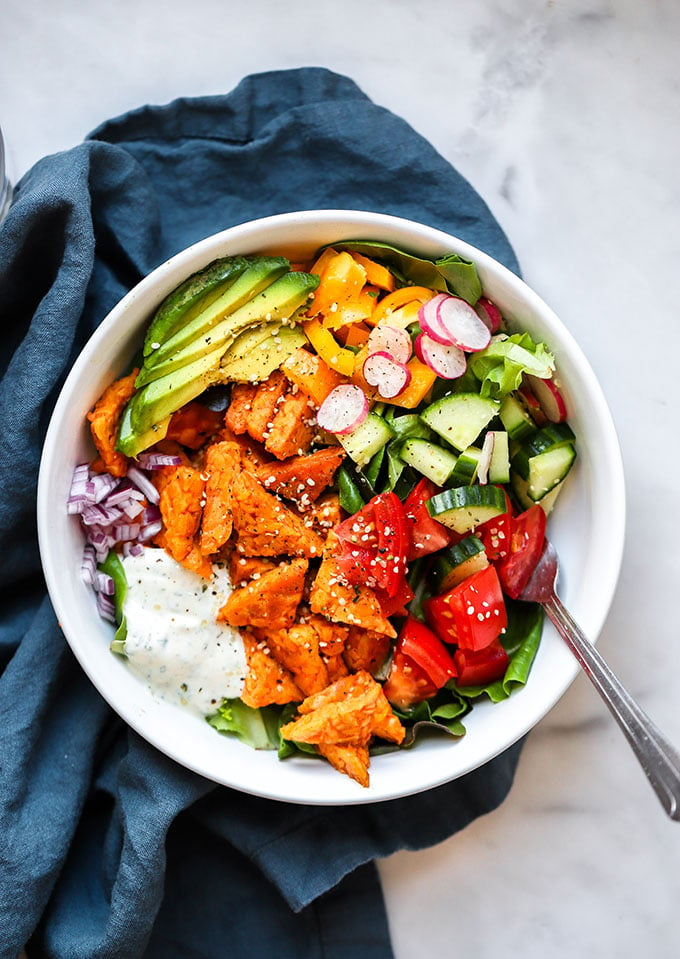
[367,324,412,364]
[415,332,467,380]
[475,296,503,333]
[417,293,455,345]
[476,432,495,485]
[524,373,568,423]
[362,351,412,399]
[436,295,492,352]
[317,384,369,434]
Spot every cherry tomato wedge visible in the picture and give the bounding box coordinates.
[496,504,546,599]
[383,615,457,709]
[335,491,410,598]
[403,477,455,561]
[454,639,509,687]
[474,488,512,562]
[423,564,507,651]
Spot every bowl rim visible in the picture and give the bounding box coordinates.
[37,209,626,804]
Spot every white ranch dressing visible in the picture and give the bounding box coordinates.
[121,548,246,716]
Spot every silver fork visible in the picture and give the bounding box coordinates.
[520,540,680,821]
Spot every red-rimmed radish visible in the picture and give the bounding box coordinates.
[417,293,454,346]
[362,351,412,399]
[415,332,467,380]
[524,373,568,423]
[475,296,503,333]
[436,295,491,352]
[367,324,412,364]
[476,432,495,485]
[317,384,369,435]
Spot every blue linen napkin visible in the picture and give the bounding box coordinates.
[0,67,522,958]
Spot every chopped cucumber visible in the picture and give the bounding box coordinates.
[510,422,576,479]
[399,438,458,486]
[430,535,488,592]
[339,412,394,467]
[512,472,564,515]
[449,445,482,485]
[420,393,500,452]
[427,484,508,534]
[499,393,537,442]
[523,444,576,501]
[487,430,510,484]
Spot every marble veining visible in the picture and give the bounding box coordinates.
[2,0,680,956]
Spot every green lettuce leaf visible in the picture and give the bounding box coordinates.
[207,698,282,750]
[331,240,482,304]
[469,333,555,399]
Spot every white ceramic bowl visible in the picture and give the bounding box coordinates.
[37,210,625,805]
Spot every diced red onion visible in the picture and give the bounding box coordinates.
[91,472,119,503]
[113,522,142,542]
[316,385,369,435]
[95,571,115,596]
[138,519,163,542]
[126,466,160,505]
[122,541,145,558]
[362,351,412,399]
[414,332,467,379]
[80,545,97,586]
[96,591,116,623]
[136,452,183,470]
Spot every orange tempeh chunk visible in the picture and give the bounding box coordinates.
[264,389,317,460]
[165,401,224,449]
[228,553,277,587]
[230,471,325,558]
[240,632,303,708]
[157,464,212,579]
[244,370,289,443]
[316,742,370,788]
[199,440,243,555]
[309,543,396,637]
[256,446,345,508]
[256,622,330,697]
[218,558,308,630]
[343,626,392,674]
[224,382,258,435]
[87,369,138,477]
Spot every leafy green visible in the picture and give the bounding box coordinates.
[207,698,282,750]
[450,601,544,703]
[99,550,128,651]
[469,333,555,400]
[332,240,482,304]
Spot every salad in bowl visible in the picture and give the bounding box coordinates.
[38,211,624,803]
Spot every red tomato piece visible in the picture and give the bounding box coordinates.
[496,504,546,599]
[424,564,508,651]
[376,577,415,618]
[335,491,410,597]
[475,488,513,562]
[454,640,509,687]
[383,615,457,709]
[403,477,455,561]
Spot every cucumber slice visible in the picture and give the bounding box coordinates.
[427,484,508,534]
[488,430,510,484]
[430,535,488,592]
[523,444,576,501]
[339,412,395,467]
[399,438,458,486]
[449,445,482,485]
[512,473,564,515]
[420,393,500,452]
[511,423,576,480]
[499,394,537,441]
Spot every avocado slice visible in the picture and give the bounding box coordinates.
[116,404,171,458]
[221,324,307,382]
[128,343,227,435]
[143,256,290,370]
[143,255,249,357]
[135,270,319,386]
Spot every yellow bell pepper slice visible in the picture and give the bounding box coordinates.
[302,318,356,376]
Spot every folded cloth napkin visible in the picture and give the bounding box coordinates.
[0,67,523,959]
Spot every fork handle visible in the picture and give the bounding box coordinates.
[544,593,680,821]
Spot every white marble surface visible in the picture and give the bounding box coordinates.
[3,0,680,955]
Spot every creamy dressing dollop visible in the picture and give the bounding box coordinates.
[121,548,246,716]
